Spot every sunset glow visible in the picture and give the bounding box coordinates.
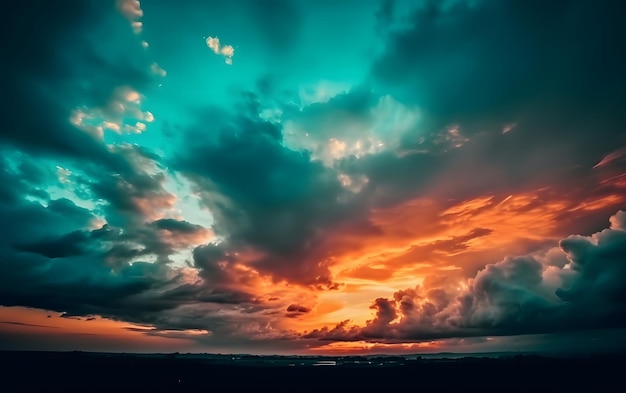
[1,0,625,356]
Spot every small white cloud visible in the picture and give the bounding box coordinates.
[206,36,235,65]
[117,0,144,34]
[206,36,220,53]
[69,86,154,138]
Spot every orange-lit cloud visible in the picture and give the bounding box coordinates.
[0,306,192,352]
[117,0,143,34]
[593,147,626,169]
[206,36,235,65]
[296,209,626,351]
[3,0,626,358]
[70,87,154,139]
[286,182,626,335]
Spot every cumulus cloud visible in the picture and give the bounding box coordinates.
[0,0,156,174]
[70,86,155,138]
[305,210,626,342]
[283,88,420,165]
[174,107,367,288]
[1,0,624,355]
[593,148,626,169]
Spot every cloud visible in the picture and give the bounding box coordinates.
[0,321,58,329]
[372,0,625,159]
[0,152,52,204]
[14,230,93,259]
[53,144,176,229]
[285,304,311,318]
[0,0,156,173]
[0,188,269,338]
[174,108,367,288]
[0,145,251,337]
[593,148,626,169]
[70,86,155,139]
[206,36,235,65]
[116,0,143,33]
[283,88,421,166]
[305,210,626,343]
[1,0,624,355]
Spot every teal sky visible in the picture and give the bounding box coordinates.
[1,0,625,356]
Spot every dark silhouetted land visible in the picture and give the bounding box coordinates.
[2,351,623,391]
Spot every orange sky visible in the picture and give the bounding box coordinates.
[3,180,623,355]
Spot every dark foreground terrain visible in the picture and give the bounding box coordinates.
[2,351,623,392]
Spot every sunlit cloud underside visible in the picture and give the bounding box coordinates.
[0,0,625,356]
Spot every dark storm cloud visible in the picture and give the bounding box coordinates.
[0,0,153,171]
[89,170,172,225]
[336,120,624,225]
[1,0,624,355]
[64,144,176,228]
[192,244,258,303]
[373,0,625,133]
[91,217,209,267]
[0,152,51,204]
[14,230,93,259]
[242,72,623,284]
[361,0,626,210]
[0,184,139,318]
[305,211,626,342]
[0,152,265,333]
[151,218,207,235]
[0,208,258,332]
[175,109,364,287]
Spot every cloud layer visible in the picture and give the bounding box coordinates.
[306,211,626,342]
[0,0,624,355]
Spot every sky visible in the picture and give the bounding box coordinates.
[1,0,625,356]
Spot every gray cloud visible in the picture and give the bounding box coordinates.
[0,151,271,335]
[285,303,310,318]
[0,0,155,172]
[1,0,625,355]
[175,108,366,288]
[305,210,626,342]
[366,0,626,209]
[373,0,624,129]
